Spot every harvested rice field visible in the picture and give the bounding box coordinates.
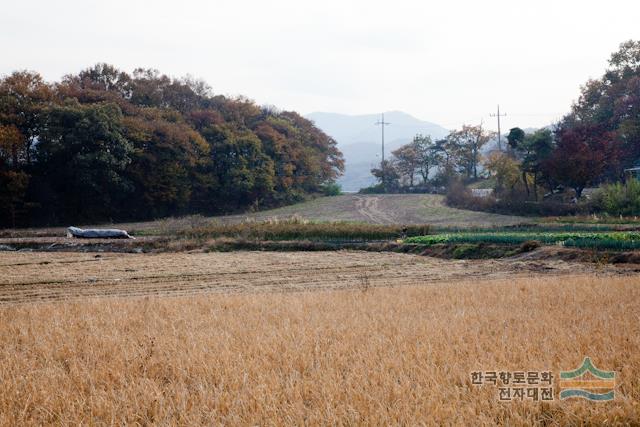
[1,251,639,425]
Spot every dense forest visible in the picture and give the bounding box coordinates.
[370,41,640,215]
[0,64,344,226]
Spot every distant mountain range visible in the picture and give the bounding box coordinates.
[305,111,449,191]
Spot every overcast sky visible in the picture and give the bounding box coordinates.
[2,0,639,131]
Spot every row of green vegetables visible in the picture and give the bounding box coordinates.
[435,224,640,233]
[405,232,640,250]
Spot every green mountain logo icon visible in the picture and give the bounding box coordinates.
[559,357,615,401]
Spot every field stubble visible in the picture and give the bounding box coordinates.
[0,250,630,304]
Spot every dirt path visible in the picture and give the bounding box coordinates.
[215,194,526,227]
[0,251,631,305]
[353,195,397,224]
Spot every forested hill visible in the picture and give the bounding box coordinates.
[0,64,344,226]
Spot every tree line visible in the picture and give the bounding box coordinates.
[372,40,640,208]
[490,40,640,202]
[0,64,344,226]
[366,124,494,193]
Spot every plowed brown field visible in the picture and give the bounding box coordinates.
[0,250,632,304]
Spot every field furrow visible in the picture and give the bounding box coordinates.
[0,251,633,305]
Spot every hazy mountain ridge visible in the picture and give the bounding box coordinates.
[305,111,449,191]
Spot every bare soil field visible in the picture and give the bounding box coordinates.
[0,250,634,305]
[0,268,638,425]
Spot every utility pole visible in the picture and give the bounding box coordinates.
[490,105,507,151]
[375,113,391,187]
[375,113,391,165]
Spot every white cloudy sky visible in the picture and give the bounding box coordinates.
[2,0,639,131]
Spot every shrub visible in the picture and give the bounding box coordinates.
[519,240,541,252]
[358,184,386,194]
[445,182,590,217]
[180,220,431,242]
[445,181,479,208]
[321,182,342,196]
[593,180,640,216]
[452,244,479,259]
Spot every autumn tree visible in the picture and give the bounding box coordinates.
[123,108,211,217]
[0,71,52,164]
[199,123,274,209]
[562,40,640,178]
[0,170,29,227]
[76,63,133,99]
[0,124,24,168]
[483,152,520,194]
[512,129,555,200]
[35,101,134,222]
[387,134,440,188]
[392,142,419,187]
[432,137,454,168]
[256,112,343,201]
[544,127,606,199]
[506,127,525,154]
[448,125,493,179]
[371,160,400,191]
[414,134,439,184]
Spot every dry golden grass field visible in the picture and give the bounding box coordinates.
[1,251,639,425]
